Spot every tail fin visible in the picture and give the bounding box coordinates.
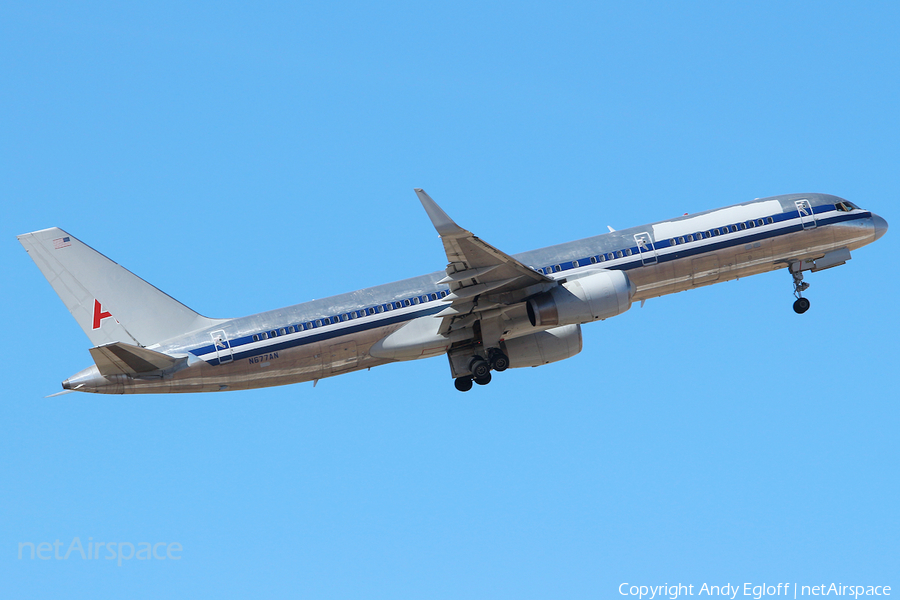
[17,227,223,347]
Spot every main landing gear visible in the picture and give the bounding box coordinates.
[453,350,509,392]
[790,263,811,314]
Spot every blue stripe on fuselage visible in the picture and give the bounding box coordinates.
[195,304,446,365]
[191,208,871,365]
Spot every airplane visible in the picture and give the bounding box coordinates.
[18,190,888,395]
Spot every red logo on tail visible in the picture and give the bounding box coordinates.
[92,300,113,330]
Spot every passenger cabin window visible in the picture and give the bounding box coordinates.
[686,234,694,242]
[590,256,597,264]
[253,334,260,342]
[669,238,676,246]
[740,222,747,230]
[261,332,269,340]
[615,251,623,258]
[624,249,632,256]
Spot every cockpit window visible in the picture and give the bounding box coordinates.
[835,201,861,212]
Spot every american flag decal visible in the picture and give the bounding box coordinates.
[53,237,71,249]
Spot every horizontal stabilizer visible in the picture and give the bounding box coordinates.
[89,342,179,376]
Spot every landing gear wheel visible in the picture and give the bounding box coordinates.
[793,297,811,314]
[468,357,490,380]
[790,264,811,314]
[474,372,492,386]
[489,351,509,372]
[454,377,474,392]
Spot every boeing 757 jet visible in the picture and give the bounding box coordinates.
[18,190,888,393]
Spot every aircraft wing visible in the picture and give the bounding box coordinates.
[415,189,554,334]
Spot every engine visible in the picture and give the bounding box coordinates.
[501,324,583,368]
[526,269,634,327]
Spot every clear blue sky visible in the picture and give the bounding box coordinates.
[2,2,898,598]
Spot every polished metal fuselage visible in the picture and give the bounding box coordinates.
[63,193,883,393]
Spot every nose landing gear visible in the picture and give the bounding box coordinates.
[790,263,811,314]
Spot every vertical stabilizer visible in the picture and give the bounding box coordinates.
[17,228,223,347]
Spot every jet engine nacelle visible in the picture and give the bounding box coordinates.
[526,269,634,327]
[502,324,583,368]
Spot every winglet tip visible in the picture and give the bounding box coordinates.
[415,189,465,235]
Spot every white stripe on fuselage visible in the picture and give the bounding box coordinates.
[196,205,851,363]
[652,200,784,240]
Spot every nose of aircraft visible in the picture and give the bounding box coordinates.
[873,214,889,241]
